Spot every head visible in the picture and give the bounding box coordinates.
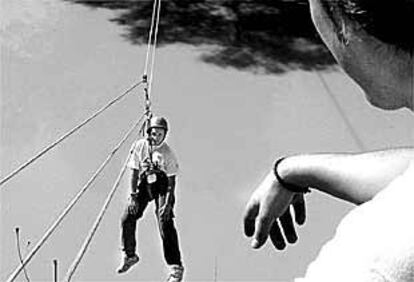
[309,0,414,111]
[147,116,168,146]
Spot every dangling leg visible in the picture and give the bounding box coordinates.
[118,190,149,274]
[156,195,184,281]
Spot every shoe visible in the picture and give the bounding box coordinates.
[166,265,184,282]
[117,254,139,274]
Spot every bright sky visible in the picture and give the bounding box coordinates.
[1,1,414,281]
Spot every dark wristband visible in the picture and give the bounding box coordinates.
[274,157,310,193]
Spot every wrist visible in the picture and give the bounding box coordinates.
[274,157,311,193]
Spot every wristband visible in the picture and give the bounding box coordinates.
[274,157,310,193]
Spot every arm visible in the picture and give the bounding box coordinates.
[244,147,414,249]
[166,175,176,205]
[130,168,140,194]
[279,148,414,204]
[127,168,141,215]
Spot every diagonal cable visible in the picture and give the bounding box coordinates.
[6,113,145,282]
[315,71,365,150]
[0,80,143,188]
[64,147,133,281]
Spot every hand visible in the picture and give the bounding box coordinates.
[243,172,306,250]
[128,196,139,215]
[140,160,150,171]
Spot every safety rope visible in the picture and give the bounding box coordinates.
[315,71,365,150]
[64,147,133,282]
[142,0,162,127]
[148,0,162,98]
[143,0,159,78]
[0,80,143,189]
[6,113,146,282]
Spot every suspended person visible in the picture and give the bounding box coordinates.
[117,116,184,282]
[243,0,414,281]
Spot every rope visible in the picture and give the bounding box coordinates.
[6,113,146,282]
[0,80,143,189]
[148,0,162,97]
[315,71,365,150]
[64,148,133,281]
[142,0,162,123]
[143,0,159,77]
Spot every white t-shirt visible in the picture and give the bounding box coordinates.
[296,161,414,282]
[128,139,179,177]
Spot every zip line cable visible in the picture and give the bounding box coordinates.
[147,0,162,98]
[64,149,133,282]
[315,71,366,150]
[6,113,146,282]
[143,0,160,77]
[0,80,144,189]
[142,0,162,122]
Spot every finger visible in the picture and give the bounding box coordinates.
[252,212,273,249]
[269,220,286,250]
[292,194,306,225]
[279,209,298,244]
[128,206,135,215]
[243,201,259,237]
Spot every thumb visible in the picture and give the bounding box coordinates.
[252,212,273,249]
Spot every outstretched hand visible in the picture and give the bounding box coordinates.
[243,172,306,250]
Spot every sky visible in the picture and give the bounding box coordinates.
[1,1,414,282]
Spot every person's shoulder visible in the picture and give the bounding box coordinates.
[160,142,178,157]
[161,142,175,152]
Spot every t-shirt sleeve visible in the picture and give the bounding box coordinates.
[127,140,143,170]
[164,147,179,176]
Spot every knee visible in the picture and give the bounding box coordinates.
[121,211,142,227]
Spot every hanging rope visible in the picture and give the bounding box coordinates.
[64,149,133,282]
[0,80,144,189]
[315,71,366,150]
[6,113,146,282]
[141,0,163,127]
[147,0,162,98]
[143,0,160,78]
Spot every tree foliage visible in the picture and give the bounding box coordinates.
[66,0,336,73]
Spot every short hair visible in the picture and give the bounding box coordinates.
[319,0,414,52]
